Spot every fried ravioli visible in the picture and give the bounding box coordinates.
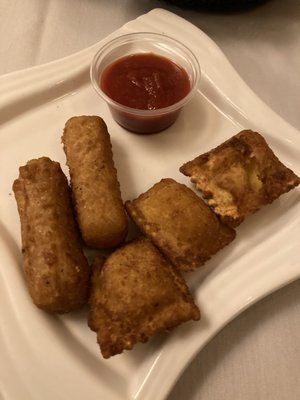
[88,239,200,358]
[180,130,300,227]
[62,116,128,249]
[125,179,235,271]
[12,157,90,313]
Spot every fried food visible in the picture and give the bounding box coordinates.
[12,157,90,313]
[88,238,200,358]
[62,116,128,249]
[180,130,300,227]
[125,178,235,271]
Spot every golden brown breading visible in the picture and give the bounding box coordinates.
[125,179,235,271]
[62,116,128,249]
[180,130,300,227]
[88,239,200,358]
[12,157,90,313]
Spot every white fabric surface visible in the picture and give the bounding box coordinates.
[1,0,300,399]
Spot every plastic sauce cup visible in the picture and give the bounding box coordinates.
[90,32,200,134]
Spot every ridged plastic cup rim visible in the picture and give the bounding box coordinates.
[90,32,201,117]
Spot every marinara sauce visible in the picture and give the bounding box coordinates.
[100,53,191,133]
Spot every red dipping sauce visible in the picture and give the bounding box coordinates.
[100,53,191,134]
[101,53,190,110]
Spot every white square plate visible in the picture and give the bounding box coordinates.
[1,8,299,400]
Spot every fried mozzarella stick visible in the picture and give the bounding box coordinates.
[62,116,128,249]
[13,157,90,313]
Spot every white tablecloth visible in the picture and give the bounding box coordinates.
[1,1,300,399]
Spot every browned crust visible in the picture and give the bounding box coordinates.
[180,130,300,227]
[12,157,90,313]
[88,238,200,358]
[125,178,235,271]
[62,116,128,249]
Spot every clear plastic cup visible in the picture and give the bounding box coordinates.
[90,32,201,134]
